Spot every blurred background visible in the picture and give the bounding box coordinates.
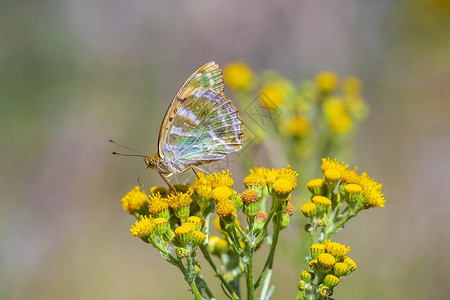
[1,0,450,299]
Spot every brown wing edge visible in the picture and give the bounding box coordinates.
[157,61,224,157]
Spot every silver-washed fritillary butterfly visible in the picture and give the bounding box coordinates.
[113,61,244,191]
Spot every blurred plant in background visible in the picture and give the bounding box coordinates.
[223,62,369,193]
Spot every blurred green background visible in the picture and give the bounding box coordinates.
[1,0,450,299]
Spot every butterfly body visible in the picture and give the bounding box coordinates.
[144,62,243,189]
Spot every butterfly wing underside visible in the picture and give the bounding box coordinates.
[157,62,243,171]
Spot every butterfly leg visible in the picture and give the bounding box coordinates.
[137,167,151,192]
[159,172,177,194]
[192,165,211,178]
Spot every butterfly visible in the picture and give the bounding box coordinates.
[112,62,244,191]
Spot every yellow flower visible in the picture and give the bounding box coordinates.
[277,165,298,189]
[321,158,348,174]
[317,253,336,273]
[263,168,279,185]
[362,185,386,208]
[150,186,168,197]
[344,184,362,194]
[121,186,148,214]
[153,217,168,235]
[216,199,237,218]
[223,62,253,89]
[324,168,341,183]
[333,262,350,277]
[260,85,285,110]
[342,76,362,96]
[273,178,296,195]
[325,240,351,260]
[212,186,232,202]
[207,170,234,189]
[192,173,212,197]
[341,167,360,184]
[167,192,193,210]
[148,193,169,215]
[174,222,196,236]
[342,256,357,271]
[329,111,352,133]
[191,230,206,245]
[307,178,325,195]
[323,274,339,288]
[316,71,339,92]
[243,172,266,188]
[301,202,317,217]
[287,116,310,137]
[300,270,314,283]
[310,243,326,258]
[187,216,204,230]
[312,195,332,207]
[130,216,155,238]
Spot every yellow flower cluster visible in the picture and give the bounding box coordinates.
[304,240,356,290]
[121,186,148,214]
[243,166,298,195]
[311,158,386,208]
[130,216,155,238]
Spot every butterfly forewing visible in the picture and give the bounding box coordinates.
[162,89,243,169]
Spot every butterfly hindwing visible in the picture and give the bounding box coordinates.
[161,89,243,168]
[158,61,224,157]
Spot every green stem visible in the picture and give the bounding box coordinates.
[187,255,203,300]
[255,212,282,290]
[259,269,272,300]
[199,245,240,300]
[246,246,255,300]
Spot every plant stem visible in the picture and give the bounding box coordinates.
[246,246,255,300]
[199,245,240,300]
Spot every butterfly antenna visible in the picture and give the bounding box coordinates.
[109,139,147,156]
[112,152,147,158]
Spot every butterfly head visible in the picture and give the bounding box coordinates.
[144,153,162,169]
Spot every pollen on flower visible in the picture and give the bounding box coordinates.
[241,189,259,204]
[212,186,232,202]
[130,215,155,238]
[301,202,317,217]
[148,193,169,214]
[216,199,237,218]
[121,186,148,214]
[321,158,348,174]
[207,170,234,189]
[312,195,332,207]
[325,240,351,259]
[168,192,193,209]
[223,61,253,89]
